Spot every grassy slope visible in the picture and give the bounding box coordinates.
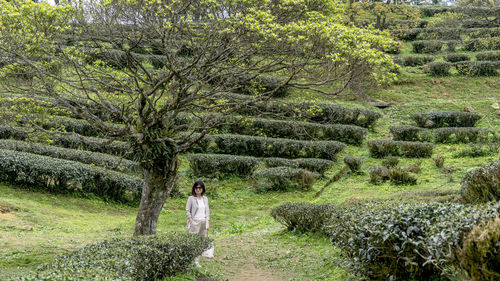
[1,66,499,280]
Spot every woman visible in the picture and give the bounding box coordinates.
[185,180,210,267]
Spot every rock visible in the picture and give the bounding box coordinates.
[464,106,475,113]
[492,103,500,110]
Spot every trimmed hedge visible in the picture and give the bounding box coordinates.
[0,149,142,201]
[270,202,335,233]
[388,166,417,185]
[220,117,367,145]
[455,61,499,76]
[186,154,259,178]
[464,37,500,52]
[263,157,334,174]
[412,40,443,54]
[476,51,500,61]
[411,111,482,128]
[343,157,362,173]
[434,127,496,143]
[445,53,471,63]
[367,140,434,158]
[389,125,431,142]
[461,160,500,203]
[206,134,345,160]
[0,139,138,172]
[227,74,290,98]
[21,233,212,281]
[399,55,435,67]
[252,167,319,191]
[429,62,452,76]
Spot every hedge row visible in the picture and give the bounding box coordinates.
[20,233,212,281]
[390,126,496,143]
[476,51,500,61]
[225,74,290,98]
[464,37,500,52]
[411,111,481,128]
[429,61,500,76]
[0,139,138,172]
[263,157,334,174]
[204,134,345,160]
[412,40,443,54]
[272,201,500,280]
[223,93,382,128]
[252,167,319,191]
[0,149,142,201]
[444,53,470,63]
[186,154,260,178]
[461,160,500,204]
[219,117,367,145]
[395,55,435,67]
[367,140,434,158]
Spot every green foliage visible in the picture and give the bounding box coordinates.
[429,61,453,76]
[433,154,446,168]
[19,233,212,281]
[381,156,399,168]
[420,6,454,17]
[367,140,434,158]
[369,165,389,184]
[445,53,471,63]
[388,166,417,185]
[412,40,444,54]
[476,51,500,61]
[433,127,495,143]
[399,55,435,67]
[458,218,500,281]
[186,154,259,178]
[0,149,142,202]
[0,139,138,172]
[207,134,345,160]
[411,111,482,128]
[271,202,335,233]
[455,61,499,76]
[343,157,362,173]
[464,37,500,51]
[226,74,290,98]
[454,143,497,158]
[389,125,431,142]
[263,157,334,174]
[461,160,500,203]
[469,28,500,39]
[252,167,319,191]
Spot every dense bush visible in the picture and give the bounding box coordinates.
[264,157,334,174]
[411,111,482,128]
[476,51,500,61]
[252,167,319,191]
[412,40,443,54]
[367,140,434,158]
[325,202,500,280]
[464,37,500,52]
[186,154,259,178]
[0,139,138,172]
[389,125,431,142]
[462,19,495,29]
[420,6,453,17]
[433,127,495,143]
[417,28,462,41]
[469,28,500,39]
[455,61,498,76]
[458,218,500,281]
[429,61,453,76]
[220,117,367,145]
[207,134,345,160]
[21,233,212,281]
[228,74,290,98]
[461,160,500,203]
[388,166,417,185]
[343,157,362,173]
[271,202,335,233]
[400,55,435,66]
[0,149,142,202]
[381,156,399,168]
[369,165,389,184]
[444,53,471,63]
[454,143,496,158]
[433,154,445,168]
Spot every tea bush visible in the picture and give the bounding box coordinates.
[369,165,389,184]
[429,62,452,76]
[228,74,290,98]
[388,167,417,185]
[444,53,471,63]
[455,61,498,76]
[381,156,399,168]
[400,55,435,66]
[264,157,334,174]
[20,233,212,281]
[454,143,495,158]
[476,51,500,61]
[461,160,500,203]
[464,37,500,52]
[343,157,362,173]
[389,125,431,142]
[412,40,443,54]
[367,140,434,158]
[186,154,259,178]
[433,127,495,143]
[252,167,319,191]
[271,202,335,233]
[411,111,482,128]
[433,154,445,168]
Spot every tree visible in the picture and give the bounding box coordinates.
[0,0,398,235]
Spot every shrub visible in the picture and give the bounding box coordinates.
[207,134,345,160]
[252,167,319,191]
[469,28,500,39]
[225,74,289,98]
[461,160,500,203]
[186,154,259,178]
[476,51,500,61]
[264,157,334,174]
[444,53,471,63]
[388,167,417,185]
[455,61,498,76]
[382,156,399,168]
[400,55,435,66]
[433,154,445,168]
[446,40,460,52]
[458,218,500,281]
[462,19,495,29]
[433,127,495,143]
[412,40,443,54]
[454,144,494,158]
[464,37,500,52]
[0,139,138,172]
[22,233,212,281]
[417,29,462,41]
[389,125,431,141]
[367,140,434,158]
[369,165,389,184]
[271,202,336,233]
[411,111,482,128]
[429,62,452,76]
[405,162,422,174]
[343,157,362,173]
[420,6,453,17]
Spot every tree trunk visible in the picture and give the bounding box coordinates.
[134,155,178,236]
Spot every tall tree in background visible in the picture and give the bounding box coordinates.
[0,0,398,235]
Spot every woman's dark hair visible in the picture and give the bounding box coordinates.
[191,180,205,196]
